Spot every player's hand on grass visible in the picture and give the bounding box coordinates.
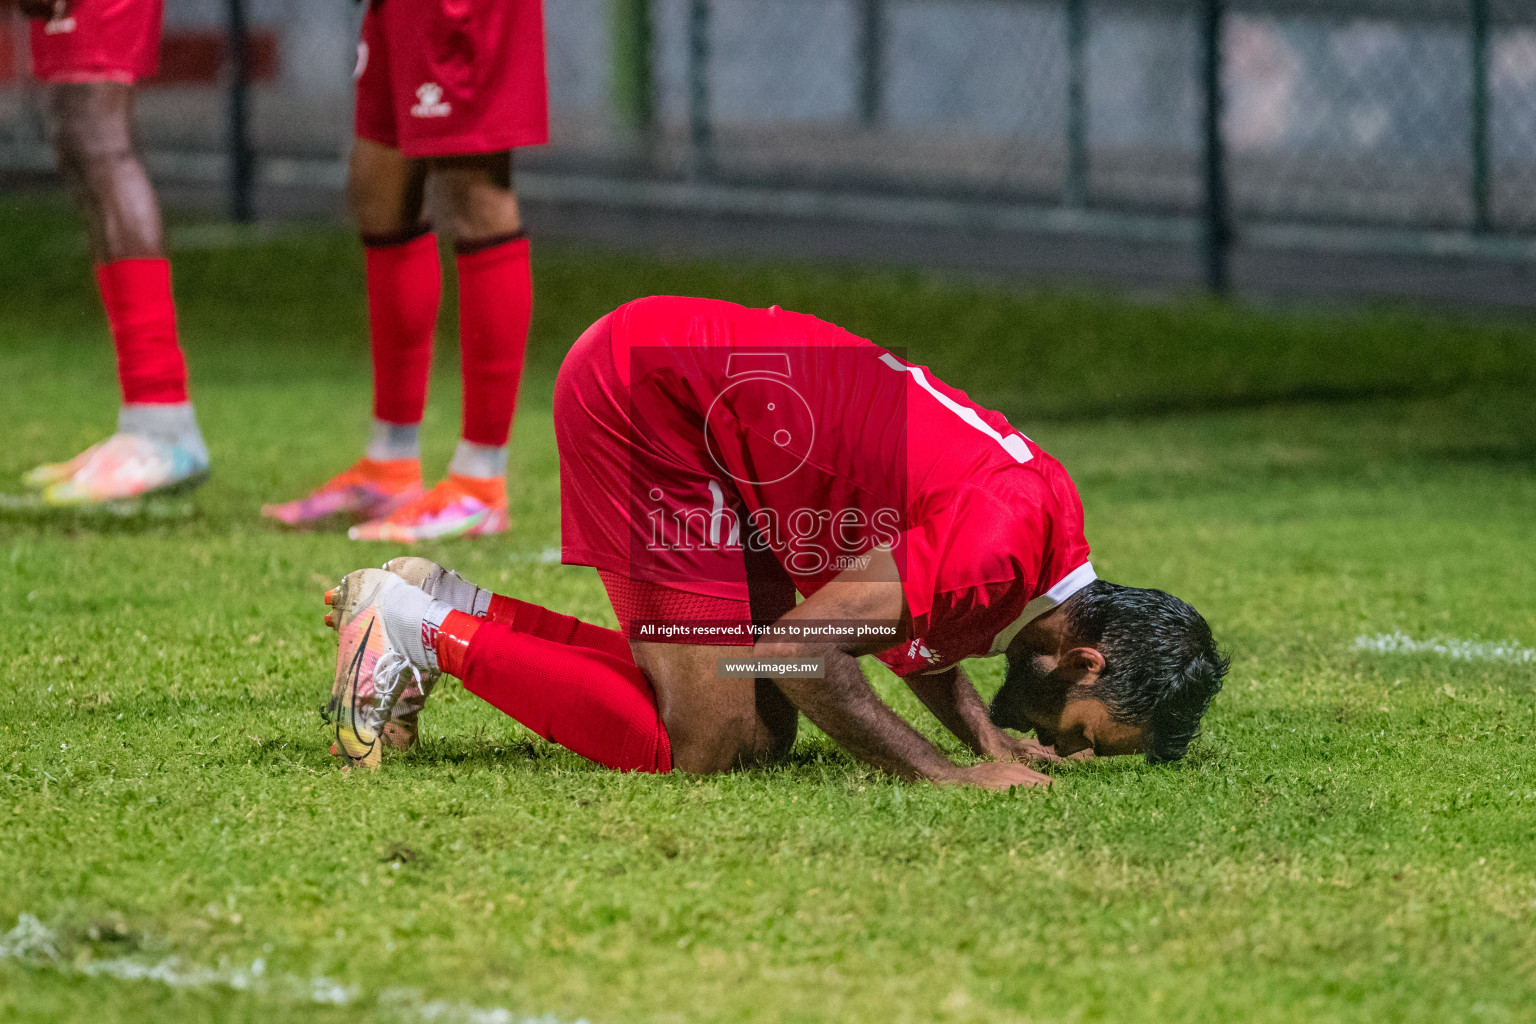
[944,761,1052,790]
[988,734,1063,764]
[983,732,1095,764]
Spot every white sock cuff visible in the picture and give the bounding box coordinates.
[423,599,458,670]
[119,403,208,462]
[425,567,491,618]
[425,598,455,632]
[448,439,507,479]
[367,419,421,462]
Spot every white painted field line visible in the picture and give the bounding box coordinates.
[1,915,589,1024]
[1353,632,1536,665]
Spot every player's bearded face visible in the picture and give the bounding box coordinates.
[993,654,1149,757]
[990,654,1071,745]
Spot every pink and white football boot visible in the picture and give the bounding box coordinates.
[323,568,441,768]
[347,474,508,543]
[262,458,423,528]
[29,433,209,505]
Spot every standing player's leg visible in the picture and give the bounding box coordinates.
[261,139,435,526]
[340,0,546,542]
[347,152,528,542]
[24,10,210,504]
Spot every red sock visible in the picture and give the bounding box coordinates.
[365,229,441,426]
[95,258,188,404]
[434,610,671,774]
[456,235,531,447]
[483,593,633,661]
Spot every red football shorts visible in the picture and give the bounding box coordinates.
[354,0,549,158]
[555,312,757,609]
[597,571,753,646]
[559,314,756,646]
[28,0,163,84]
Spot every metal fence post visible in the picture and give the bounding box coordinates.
[1470,0,1491,232]
[1198,0,1231,295]
[612,0,657,164]
[225,0,255,223]
[688,0,713,177]
[1064,0,1089,208]
[858,0,885,127]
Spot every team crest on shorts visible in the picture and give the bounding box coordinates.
[411,83,452,118]
[44,16,77,34]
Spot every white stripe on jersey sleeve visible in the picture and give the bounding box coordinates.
[879,352,1033,464]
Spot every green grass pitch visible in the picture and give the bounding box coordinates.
[1,194,1534,1024]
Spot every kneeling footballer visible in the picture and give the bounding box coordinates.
[323,296,1228,788]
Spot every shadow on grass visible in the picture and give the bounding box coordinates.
[0,492,203,534]
[263,727,1191,786]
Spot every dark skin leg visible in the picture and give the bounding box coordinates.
[348,137,521,243]
[348,137,429,238]
[629,643,799,774]
[47,82,164,262]
[428,152,523,242]
[627,549,798,775]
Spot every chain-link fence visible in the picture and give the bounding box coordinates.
[4,0,1536,283]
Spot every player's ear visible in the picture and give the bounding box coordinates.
[1059,646,1105,684]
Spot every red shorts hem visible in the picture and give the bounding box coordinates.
[28,0,163,84]
[382,129,550,159]
[555,310,761,600]
[353,0,549,163]
[597,571,753,646]
[31,69,140,84]
[561,548,749,605]
[354,127,549,158]
[354,121,397,151]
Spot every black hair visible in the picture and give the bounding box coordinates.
[1061,580,1228,763]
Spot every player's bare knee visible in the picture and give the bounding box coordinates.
[348,175,416,238]
[631,642,776,773]
[667,735,740,775]
[347,142,427,238]
[666,715,771,774]
[444,194,522,243]
[662,697,786,774]
[430,158,520,242]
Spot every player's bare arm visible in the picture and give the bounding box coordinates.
[754,552,1052,790]
[903,665,1065,764]
[761,550,1058,771]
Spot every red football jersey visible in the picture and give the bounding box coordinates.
[597,297,1095,675]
